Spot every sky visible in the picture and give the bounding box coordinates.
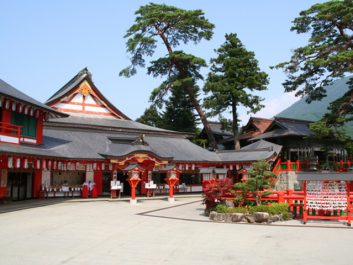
[0,0,325,125]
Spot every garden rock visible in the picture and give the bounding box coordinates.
[214,213,225,222]
[231,213,244,222]
[209,211,217,221]
[270,214,281,222]
[254,212,270,223]
[245,214,255,223]
[224,213,233,222]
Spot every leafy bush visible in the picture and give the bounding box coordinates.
[214,202,291,219]
[234,160,276,206]
[203,178,233,209]
[214,204,248,213]
[267,203,289,215]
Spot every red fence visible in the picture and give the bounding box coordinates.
[273,159,353,174]
[224,189,353,225]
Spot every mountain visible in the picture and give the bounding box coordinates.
[276,76,353,137]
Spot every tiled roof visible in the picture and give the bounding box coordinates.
[250,117,313,141]
[45,68,130,120]
[0,127,280,163]
[0,79,67,117]
[239,117,272,140]
[46,115,184,135]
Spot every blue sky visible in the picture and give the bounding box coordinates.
[1,0,324,124]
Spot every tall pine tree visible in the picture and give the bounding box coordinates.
[136,88,197,133]
[162,88,198,133]
[204,33,268,149]
[120,3,217,148]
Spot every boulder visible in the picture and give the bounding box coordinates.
[224,213,233,222]
[245,214,255,223]
[231,213,244,222]
[209,211,217,221]
[214,213,225,222]
[254,212,270,223]
[269,214,281,222]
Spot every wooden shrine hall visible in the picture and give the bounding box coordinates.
[0,68,281,202]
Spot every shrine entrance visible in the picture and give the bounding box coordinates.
[102,171,112,195]
[7,171,33,200]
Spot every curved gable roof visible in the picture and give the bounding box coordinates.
[46,68,130,120]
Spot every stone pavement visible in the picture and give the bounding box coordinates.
[0,196,352,265]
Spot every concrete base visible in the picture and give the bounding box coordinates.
[130,199,137,205]
[168,197,175,203]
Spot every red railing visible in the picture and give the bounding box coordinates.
[222,189,353,224]
[272,159,353,174]
[0,122,21,139]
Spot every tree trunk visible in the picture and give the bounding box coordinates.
[232,100,240,150]
[157,30,217,149]
[185,86,217,149]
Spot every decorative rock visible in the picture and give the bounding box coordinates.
[209,211,217,221]
[214,213,225,222]
[270,214,281,222]
[245,214,255,223]
[254,212,270,223]
[231,213,244,222]
[224,213,233,222]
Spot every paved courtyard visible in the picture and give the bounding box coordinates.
[0,196,352,265]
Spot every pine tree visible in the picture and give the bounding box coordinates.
[120,3,217,148]
[204,33,268,149]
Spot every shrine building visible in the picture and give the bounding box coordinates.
[0,68,281,201]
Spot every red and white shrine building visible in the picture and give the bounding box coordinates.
[0,69,280,202]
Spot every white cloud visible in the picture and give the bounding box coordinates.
[235,92,298,126]
[255,92,298,119]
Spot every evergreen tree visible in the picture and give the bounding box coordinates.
[120,3,218,149]
[162,88,198,133]
[274,0,353,123]
[204,33,268,149]
[136,105,164,128]
[136,88,197,133]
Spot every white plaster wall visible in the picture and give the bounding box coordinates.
[86,170,94,182]
[42,170,51,187]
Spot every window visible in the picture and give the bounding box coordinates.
[11,112,37,138]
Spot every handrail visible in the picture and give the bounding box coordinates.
[0,122,22,139]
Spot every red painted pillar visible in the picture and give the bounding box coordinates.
[287,189,294,212]
[32,170,42,198]
[36,114,44,145]
[303,180,307,224]
[346,181,351,226]
[278,191,285,203]
[141,170,148,195]
[2,109,12,124]
[94,171,103,196]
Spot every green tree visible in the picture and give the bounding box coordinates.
[274,0,353,115]
[204,33,268,149]
[234,160,275,206]
[162,88,198,133]
[308,119,353,165]
[136,105,164,128]
[120,3,218,148]
[136,88,198,133]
